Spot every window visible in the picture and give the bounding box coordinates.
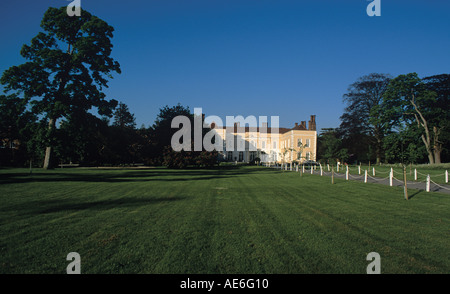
[239,152,244,161]
[306,152,311,160]
[262,141,266,149]
[273,141,277,149]
[297,139,302,147]
[305,139,310,148]
[227,151,233,161]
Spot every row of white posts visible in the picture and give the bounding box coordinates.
[344,166,446,193]
[275,163,449,193]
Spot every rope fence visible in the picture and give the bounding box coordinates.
[263,162,450,195]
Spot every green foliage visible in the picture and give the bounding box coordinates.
[382,73,436,126]
[317,128,349,164]
[334,72,450,165]
[0,6,120,168]
[383,129,426,164]
[113,102,136,129]
[162,146,191,169]
[0,94,37,166]
[382,72,447,164]
[339,73,391,164]
[151,103,192,159]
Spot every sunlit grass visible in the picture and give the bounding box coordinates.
[0,166,448,273]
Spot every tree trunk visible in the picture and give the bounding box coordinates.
[43,118,56,169]
[420,133,435,164]
[375,136,382,165]
[410,97,434,164]
[426,150,435,165]
[433,126,442,164]
[434,149,441,164]
[43,146,53,169]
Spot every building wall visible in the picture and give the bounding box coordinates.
[211,125,317,163]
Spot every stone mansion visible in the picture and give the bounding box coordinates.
[210,115,317,164]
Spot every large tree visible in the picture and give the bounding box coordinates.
[382,73,442,164]
[150,103,192,163]
[422,74,450,163]
[339,73,391,164]
[1,7,120,169]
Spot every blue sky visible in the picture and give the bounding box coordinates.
[1,0,449,132]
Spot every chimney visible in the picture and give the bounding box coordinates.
[301,121,306,129]
[308,115,316,131]
[295,123,298,127]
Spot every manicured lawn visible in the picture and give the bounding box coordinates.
[0,166,449,274]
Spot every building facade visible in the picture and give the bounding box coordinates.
[211,115,317,164]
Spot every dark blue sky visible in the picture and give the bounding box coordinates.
[1,0,449,132]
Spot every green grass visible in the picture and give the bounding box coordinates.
[0,166,449,274]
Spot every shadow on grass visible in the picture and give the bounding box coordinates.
[1,196,187,216]
[408,190,423,200]
[0,165,276,185]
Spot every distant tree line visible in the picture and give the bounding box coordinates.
[0,98,219,168]
[317,73,450,165]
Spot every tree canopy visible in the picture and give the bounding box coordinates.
[339,73,391,164]
[322,72,450,165]
[1,6,120,168]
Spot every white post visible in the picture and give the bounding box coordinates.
[426,174,430,192]
[358,165,361,175]
[327,164,330,171]
[389,169,393,187]
[364,169,368,183]
[320,165,323,176]
[414,168,417,181]
[302,165,305,174]
[310,166,313,174]
[346,169,349,180]
[445,170,448,183]
[290,162,292,171]
[296,164,299,172]
[337,163,339,172]
[373,167,375,176]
